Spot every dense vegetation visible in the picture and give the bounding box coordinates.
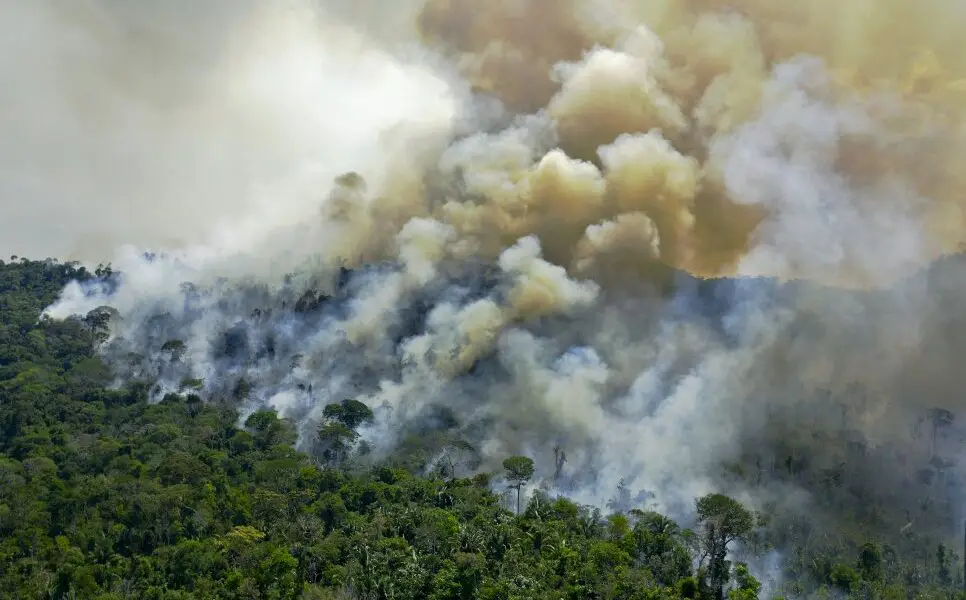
[0,257,962,599]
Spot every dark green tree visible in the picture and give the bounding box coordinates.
[317,399,374,466]
[245,408,297,450]
[82,305,119,345]
[322,398,374,429]
[696,493,755,600]
[502,455,534,515]
[857,541,883,583]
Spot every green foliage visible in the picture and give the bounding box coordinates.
[829,563,860,592]
[629,510,693,585]
[856,542,883,584]
[322,398,374,430]
[728,564,761,600]
[245,408,297,451]
[0,258,963,599]
[502,455,535,484]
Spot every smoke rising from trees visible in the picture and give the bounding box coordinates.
[15,0,966,546]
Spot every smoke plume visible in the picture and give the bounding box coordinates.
[19,0,966,541]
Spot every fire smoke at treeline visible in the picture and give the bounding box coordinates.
[17,0,966,528]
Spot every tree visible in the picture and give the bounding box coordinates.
[83,305,119,344]
[317,399,374,466]
[630,511,692,585]
[936,543,952,586]
[244,409,296,450]
[185,393,202,418]
[322,398,374,430]
[160,339,187,362]
[857,542,883,583]
[695,494,755,600]
[502,455,534,515]
[317,422,358,466]
[433,438,477,480]
[553,444,567,484]
[728,563,761,600]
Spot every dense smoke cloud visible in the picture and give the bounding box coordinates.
[23,0,966,549]
[0,0,458,261]
[417,0,966,286]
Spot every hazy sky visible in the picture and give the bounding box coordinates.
[0,0,452,262]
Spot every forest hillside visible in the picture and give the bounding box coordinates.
[1,257,963,600]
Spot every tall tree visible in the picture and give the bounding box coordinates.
[502,455,534,515]
[696,493,755,600]
[857,542,883,584]
[317,398,374,466]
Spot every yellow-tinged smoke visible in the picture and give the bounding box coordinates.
[36,1,966,523]
[7,0,965,291]
[398,0,966,288]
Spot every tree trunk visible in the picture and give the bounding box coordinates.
[711,545,727,600]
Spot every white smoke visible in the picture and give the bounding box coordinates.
[0,0,461,262]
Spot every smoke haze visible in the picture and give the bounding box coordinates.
[15,0,966,553]
[0,0,458,261]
